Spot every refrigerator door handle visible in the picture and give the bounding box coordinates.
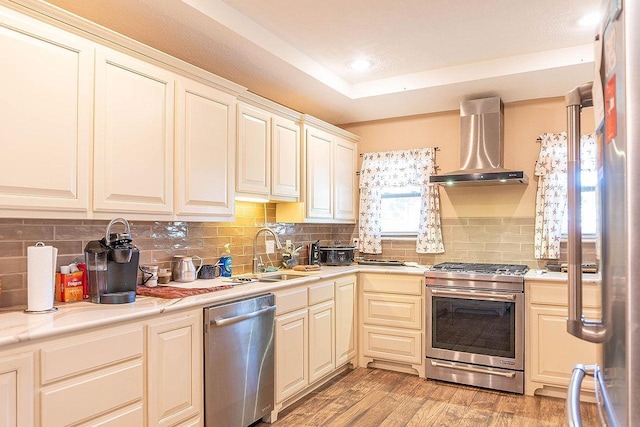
[565,83,608,343]
[567,364,590,427]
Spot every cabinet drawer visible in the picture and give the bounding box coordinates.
[308,280,334,305]
[40,360,143,427]
[275,286,308,315]
[527,281,601,308]
[40,326,143,384]
[362,325,422,364]
[361,273,423,296]
[363,293,422,330]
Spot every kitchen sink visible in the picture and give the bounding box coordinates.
[257,272,313,282]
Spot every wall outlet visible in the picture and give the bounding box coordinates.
[352,238,360,247]
[266,240,275,254]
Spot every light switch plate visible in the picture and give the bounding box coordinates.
[266,240,275,254]
[352,238,359,247]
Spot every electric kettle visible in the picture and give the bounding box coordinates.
[172,255,203,282]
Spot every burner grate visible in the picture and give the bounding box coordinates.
[432,262,529,275]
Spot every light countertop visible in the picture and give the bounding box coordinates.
[524,269,601,283]
[1,264,599,349]
[0,264,427,348]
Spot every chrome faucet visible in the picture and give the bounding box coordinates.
[253,227,283,274]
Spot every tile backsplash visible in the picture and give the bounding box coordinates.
[0,211,591,308]
[0,202,354,308]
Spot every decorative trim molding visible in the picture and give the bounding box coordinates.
[3,0,247,96]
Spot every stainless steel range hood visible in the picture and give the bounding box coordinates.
[431,97,528,186]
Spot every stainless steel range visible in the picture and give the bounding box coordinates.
[425,262,528,394]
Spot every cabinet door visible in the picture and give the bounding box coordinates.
[0,352,33,427]
[175,79,235,219]
[0,8,92,214]
[308,300,335,383]
[335,276,356,366]
[305,127,334,219]
[271,115,300,199]
[94,47,175,215]
[528,305,601,390]
[237,103,270,196]
[333,137,357,221]
[275,309,308,403]
[147,312,202,427]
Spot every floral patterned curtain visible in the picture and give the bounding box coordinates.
[534,132,596,259]
[358,148,444,254]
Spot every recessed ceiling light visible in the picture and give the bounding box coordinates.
[350,59,372,71]
[579,12,601,27]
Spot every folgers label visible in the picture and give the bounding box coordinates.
[55,271,84,302]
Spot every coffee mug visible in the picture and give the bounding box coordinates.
[198,263,222,280]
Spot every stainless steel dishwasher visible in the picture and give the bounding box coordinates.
[204,293,275,427]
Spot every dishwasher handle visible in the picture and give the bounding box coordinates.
[210,305,276,327]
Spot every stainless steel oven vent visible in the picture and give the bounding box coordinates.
[430,97,528,186]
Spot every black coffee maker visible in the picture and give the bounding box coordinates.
[84,218,139,304]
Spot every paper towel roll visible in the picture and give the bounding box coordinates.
[26,242,58,312]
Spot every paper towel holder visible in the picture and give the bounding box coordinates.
[24,242,58,314]
[24,306,58,314]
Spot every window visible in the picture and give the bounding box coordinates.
[561,169,597,236]
[380,186,421,236]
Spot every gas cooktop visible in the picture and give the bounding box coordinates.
[430,262,529,276]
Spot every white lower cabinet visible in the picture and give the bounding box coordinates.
[359,273,425,377]
[0,308,203,427]
[147,311,202,427]
[275,308,308,402]
[272,274,356,421]
[0,352,33,427]
[308,300,335,383]
[525,278,602,399]
[38,325,145,427]
[335,275,357,366]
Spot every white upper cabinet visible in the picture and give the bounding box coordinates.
[271,115,301,198]
[0,6,93,216]
[175,78,235,220]
[277,115,359,223]
[236,103,271,196]
[236,99,301,202]
[333,137,357,221]
[93,47,175,216]
[305,126,334,219]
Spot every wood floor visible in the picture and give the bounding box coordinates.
[260,368,600,427]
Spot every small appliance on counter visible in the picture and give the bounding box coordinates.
[308,240,320,265]
[318,243,355,266]
[84,218,139,304]
[172,255,203,282]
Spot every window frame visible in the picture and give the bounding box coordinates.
[379,186,422,238]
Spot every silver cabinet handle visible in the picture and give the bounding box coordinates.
[430,288,516,302]
[565,82,607,343]
[430,360,515,378]
[211,305,276,327]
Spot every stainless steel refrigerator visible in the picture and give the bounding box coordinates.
[565,0,639,426]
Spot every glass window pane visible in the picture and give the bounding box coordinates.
[380,186,421,234]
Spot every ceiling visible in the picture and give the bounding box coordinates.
[44,0,601,124]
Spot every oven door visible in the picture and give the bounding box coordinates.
[426,286,524,370]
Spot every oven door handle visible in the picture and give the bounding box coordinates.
[430,360,516,378]
[430,288,516,302]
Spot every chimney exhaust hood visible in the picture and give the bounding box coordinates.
[430,97,528,186]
